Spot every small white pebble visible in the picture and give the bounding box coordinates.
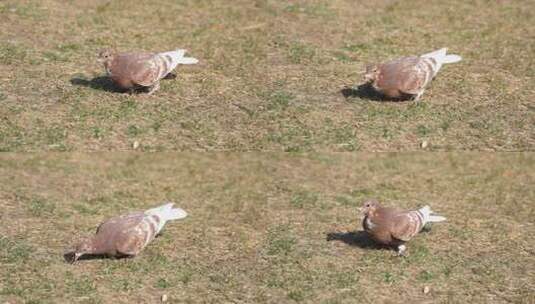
[161,294,168,302]
[132,141,140,150]
[423,286,430,294]
[421,140,429,149]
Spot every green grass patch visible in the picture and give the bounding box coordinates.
[0,154,533,303]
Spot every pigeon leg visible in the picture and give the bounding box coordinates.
[147,82,160,95]
[396,244,407,256]
[414,90,424,102]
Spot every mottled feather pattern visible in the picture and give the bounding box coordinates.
[375,56,434,96]
[360,200,445,254]
[150,54,176,82]
[392,210,425,241]
[107,212,162,255]
[69,203,187,262]
[99,48,198,94]
[366,48,461,100]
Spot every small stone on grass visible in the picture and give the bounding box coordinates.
[423,286,430,294]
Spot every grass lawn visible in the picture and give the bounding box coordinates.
[0,153,533,303]
[0,0,534,151]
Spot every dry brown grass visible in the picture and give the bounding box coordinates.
[0,154,534,303]
[0,0,534,151]
[1,1,534,303]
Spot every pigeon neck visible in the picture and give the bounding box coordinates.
[367,208,378,218]
[103,60,113,75]
[85,237,107,255]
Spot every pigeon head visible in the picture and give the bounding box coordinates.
[97,49,115,72]
[70,237,96,263]
[98,48,114,61]
[364,64,379,83]
[360,199,380,216]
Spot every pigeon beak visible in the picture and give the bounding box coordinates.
[72,252,82,263]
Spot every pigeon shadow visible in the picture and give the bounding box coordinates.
[326,230,384,250]
[340,83,412,102]
[70,76,125,93]
[70,73,177,94]
[163,72,177,80]
[63,251,132,263]
[327,227,434,252]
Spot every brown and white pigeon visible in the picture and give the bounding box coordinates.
[360,199,446,255]
[98,48,198,94]
[363,48,462,101]
[68,203,187,262]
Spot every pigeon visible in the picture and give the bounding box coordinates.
[363,48,462,101]
[68,203,187,262]
[98,48,198,94]
[360,199,446,255]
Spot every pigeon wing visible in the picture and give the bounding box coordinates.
[364,207,402,245]
[390,211,423,242]
[110,53,159,87]
[94,212,145,256]
[96,212,143,234]
[113,213,160,256]
[377,56,426,95]
[114,227,147,256]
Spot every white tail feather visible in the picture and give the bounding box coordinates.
[145,203,188,221]
[418,205,446,224]
[442,54,462,64]
[428,214,447,222]
[421,48,462,64]
[421,48,447,60]
[165,207,188,220]
[420,48,461,76]
[159,49,198,68]
[177,57,199,64]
